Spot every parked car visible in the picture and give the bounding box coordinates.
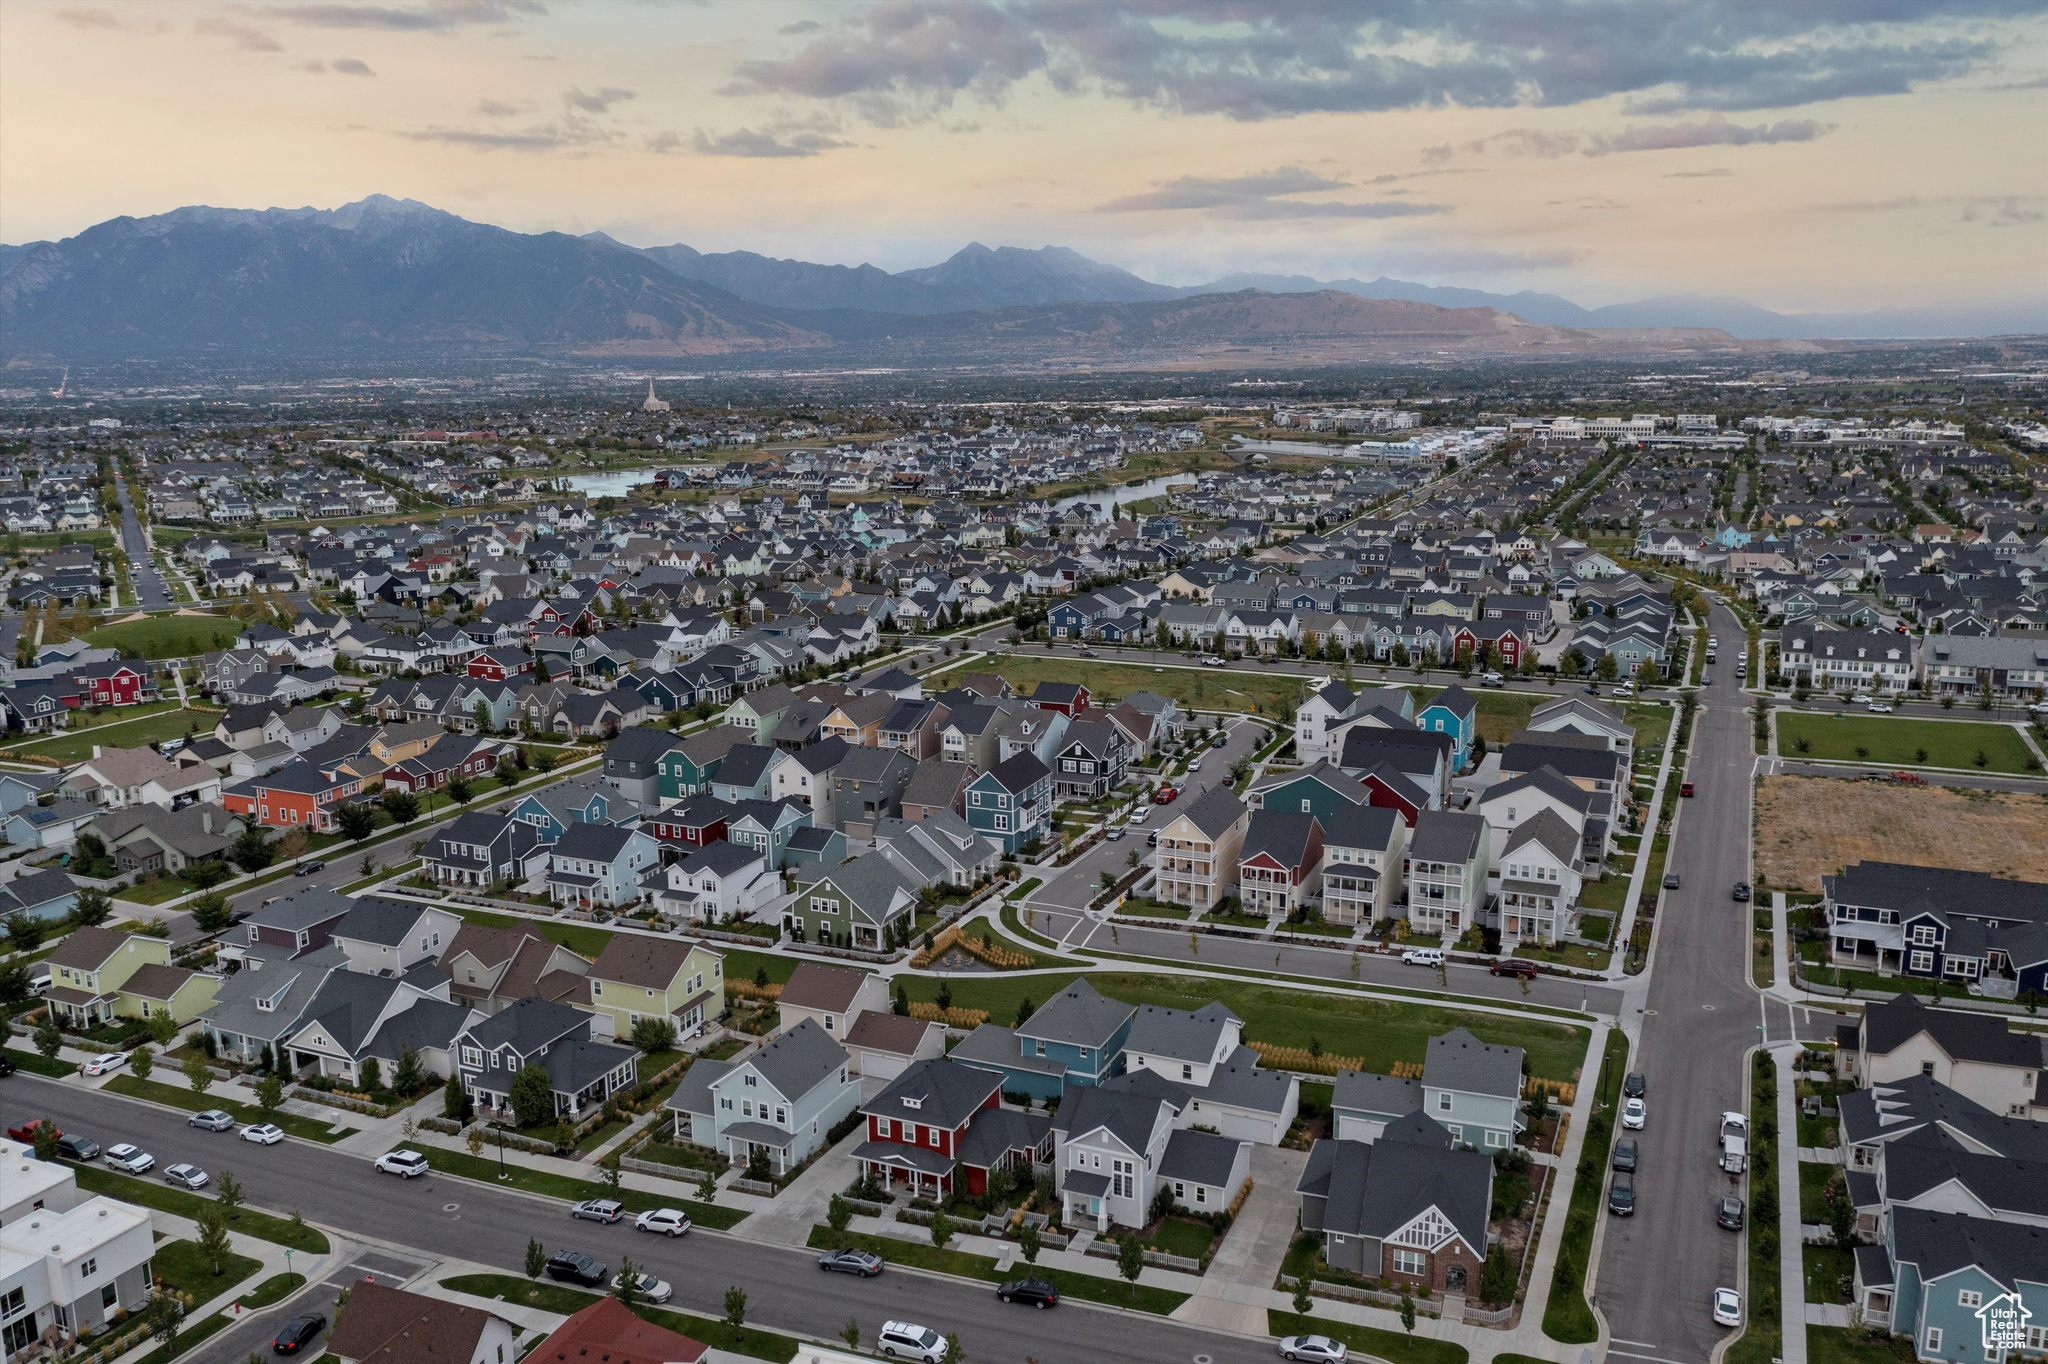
[1145,832,1158,847]
[1608,1173,1635,1216]
[1489,959,1539,979]
[1733,882,1751,902]
[242,1124,285,1145]
[1153,786,1178,805]
[163,1163,209,1189]
[295,861,326,877]
[997,1278,1059,1308]
[876,1320,948,1362]
[1612,1138,1637,1173]
[373,1150,429,1178]
[1278,1335,1348,1363]
[190,1110,236,1131]
[105,1143,154,1173]
[818,1247,884,1277]
[1128,807,1149,825]
[56,1134,100,1161]
[571,1199,625,1224]
[1717,1196,1746,1230]
[1663,872,1681,890]
[1186,759,1202,772]
[0,1055,14,1078]
[1712,1287,1743,1327]
[544,1251,607,1287]
[1480,671,1504,687]
[1202,656,1227,667]
[634,1208,691,1237]
[1621,1097,1647,1130]
[1868,702,1894,713]
[6,1120,56,1144]
[82,1052,127,1077]
[611,1271,671,1304]
[1104,826,1124,841]
[1624,1072,1647,1099]
[27,967,50,995]
[272,1314,326,1355]
[1679,782,1695,797]
[1211,732,1229,748]
[1400,947,1445,967]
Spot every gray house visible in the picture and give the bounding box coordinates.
[665,1017,858,1174]
[1331,1027,1525,1152]
[453,996,639,1120]
[198,941,347,1064]
[1296,1119,1494,1294]
[832,747,917,840]
[602,726,680,807]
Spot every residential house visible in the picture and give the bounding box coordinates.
[328,896,462,978]
[578,934,724,1041]
[326,1279,521,1364]
[422,811,548,889]
[784,852,919,950]
[0,868,82,925]
[1048,717,1131,801]
[1320,804,1407,926]
[655,726,752,803]
[649,840,781,927]
[45,926,217,1027]
[602,726,681,807]
[546,823,662,910]
[1416,685,1478,772]
[529,1297,706,1364]
[665,1017,858,1175]
[964,752,1052,855]
[198,942,347,1064]
[1849,994,2045,1119]
[899,760,973,822]
[0,1139,156,1346]
[1295,1124,1493,1295]
[873,811,1001,890]
[776,963,891,1042]
[953,978,1135,1101]
[1153,785,1250,912]
[1330,1027,1526,1151]
[1402,810,1492,939]
[283,970,474,1085]
[1236,810,1324,918]
[850,1057,1052,1199]
[221,884,352,966]
[832,747,917,840]
[61,746,221,811]
[437,923,591,1016]
[454,997,639,1120]
[842,1012,946,1081]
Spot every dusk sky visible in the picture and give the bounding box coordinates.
[3,0,2044,312]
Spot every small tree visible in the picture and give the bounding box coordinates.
[335,802,377,843]
[929,1210,953,1250]
[145,1290,185,1358]
[443,1072,467,1120]
[5,912,46,954]
[359,1055,385,1093]
[230,827,276,874]
[31,1119,61,1161]
[72,886,113,927]
[840,1320,861,1352]
[942,1335,965,1364]
[216,1170,245,1220]
[190,892,232,934]
[255,1070,285,1114]
[601,1152,623,1191]
[827,1193,853,1237]
[614,1254,639,1307]
[1292,1274,1314,1317]
[447,775,474,806]
[383,791,420,825]
[392,1048,423,1096]
[466,1125,486,1160]
[508,1063,555,1126]
[183,1051,215,1096]
[697,1167,719,1203]
[630,1016,678,1053]
[1017,1220,1040,1264]
[525,1237,546,1280]
[1479,1243,1516,1305]
[34,1015,62,1062]
[1117,1234,1145,1298]
[147,1010,178,1046]
[130,1044,154,1081]
[196,1201,233,1275]
[1400,1287,1417,1334]
[722,1286,748,1331]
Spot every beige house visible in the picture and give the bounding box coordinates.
[1153,786,1250,911]
[63,746,221,811]
[776,962,890,1042]
[370,721,447,765]
[577,934,725,1040]
[437,923,591,1015]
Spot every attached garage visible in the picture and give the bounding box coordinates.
[844,1012,943,1080]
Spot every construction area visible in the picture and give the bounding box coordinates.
[1754,774,2048,891]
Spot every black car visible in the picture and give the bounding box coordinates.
[997,1278,1060,1308]
[0,1054,16,1078]
[545,1251,608,1287]
[1662,872,1681,890]
[55,1134,100,1161]
[1717,1196,1746,1231]
[295,860,326,877]
[1733,882,1752,902]
[1608,1174,1635,1216]
[273,1315,326,1355]
[1623,1072,1647,1099]
[1612,1138,1638,1173]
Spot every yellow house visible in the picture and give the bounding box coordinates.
[45,926,218,1026]
[371,721,447,766]
[576,934,725,1041]
[819,694,892,748]
[1158,570,1213,602]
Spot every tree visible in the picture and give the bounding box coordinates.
[190,892,232,934]
[496,755,520,788]
[392,1048,423,1096]
[360,1055,385,1092]
[383,791,420,825]
[942,1335,965,1364]
[33,1015,62,1062]
[147,1010,178,1046]
[184,1052,214,1095]
[697,1167,719,1203]
[601,1151,623,1191]
[196,1201,233,1275]
[840,1320,861,1352]
[335,802,377,843]
[1292,1274,1314,1317]
[1017,1221,1040,1264]
[231,827,276,874]
[509,1063,555,1126]
[443,1072,468,1120]
[1595,652,1620,682]
[130,1044,153,1080]
[447,775,474,806]
[473,699,495,735]
[1399,1288,1417,1334]
[5,912,45,954]
[630,1016,678,1053]
[525,1237,546,1281]
[1015,996,1034,1027]
[255,1071,285,1114]
[1824,1171,1856,1248]
[614,1254,639,1307]
[1117,1235,1145,1297]
[722,1286,748,1331]
[827,1194,853,1237]
[1479,1243,1516,1305]
[185,859,231,890]
[929,1210,952,1250]
[31,1119,61,1161]
[145,1289,185,1358]
[216,1170,245,1220]
[893,982,910,1016]
[73,833,116,879]
[72,887,113,927]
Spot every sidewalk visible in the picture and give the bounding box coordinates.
[1610,706,1681,967]
[102,1214,341,1364]
[1772,1044,1809,1364]
[1173,1143,1306,1335]
[741,1124,872,1248]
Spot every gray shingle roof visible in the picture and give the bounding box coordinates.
[1159,1128,1245,1188]
[1015,978,1133,1050]
[949,1022,1065,1079]
[745,1017,850,1100]
[331,896,431,948]
[1054,1080,1173,1155]
[1330,1069,1424,1122]
[1407,810,1487,864]
[1171,785,1248,841]
[1322,803,1401,852]
[861,1057,1002,1130]
[461,995,588,1055]
[246,884,355,933]
[1890,1207,2048,1293]
[666,1058,736,1119]
[1241,810,1319,867]
[1423,1027,1524,1099]
[1297,1135,1492,1258]
[1126,1002,1240,1065]
[1861,993,2045,1069]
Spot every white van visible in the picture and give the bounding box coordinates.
[1400,947,1446,967]
[876,1322,947,1363]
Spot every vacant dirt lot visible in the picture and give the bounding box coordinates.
[1755,775,2048,890]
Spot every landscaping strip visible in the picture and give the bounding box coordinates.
[136,1312,231,1364]
[103,1073,358,1144]
[1541,1025,1628,1343]
[69,1164,330,1254]
[1726,1051,1782,1364]
[438,1274,796,1363]
[240,1273,309,1310]
[151,1238,262,1303]
[3,1045,78,1077]
[1265,1310,1469,1364]
[421,1148,747,1230]
[803,1227,1191,1315]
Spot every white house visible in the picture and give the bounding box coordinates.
[0,1139,157,1350]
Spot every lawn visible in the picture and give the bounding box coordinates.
[803,1227,1191,1314]
[1265,1312,1469,1364]
[240,1272,308,1309]
[136,1312,230,1364]
[87,613,243,660]
[1804,1243,1854,1304]
[925,653,1308,720]
[1808,1328,1918,1364]
[896,971,1591,1083]
[438,1274,797,1362]
[1801,1161,1836,1223]
[1147,1216,1217,1260]
[419,1148,747,1229]
[451,907,800,988]
[1776,711,2038,773]
[69,1164,330,1253]
[103,1074,357,1144]
[1543,1026,1629,1343]
[150,1237,262,1302]
[2,707,223,762]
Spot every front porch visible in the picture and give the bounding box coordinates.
[851,1141,955,1198]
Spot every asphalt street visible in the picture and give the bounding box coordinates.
[110,469,173,608]
[9,1078,1281,1364]
[1594,600,1765,1364]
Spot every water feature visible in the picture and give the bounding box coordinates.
[1048,472,1201,514]
[556,469,663,497]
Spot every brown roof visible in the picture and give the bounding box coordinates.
[118,963,199,1001]
[778,962,870,1014]
[588,934,696,990]
[327,1279,500,1364]
[844,1011,939,1057]
[439,924,590,1000]
[956,672,1011,698]
[46,926,138,972]
[537,1296,705,1364]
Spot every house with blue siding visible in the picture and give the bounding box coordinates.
[506,777,623,845]
[964,751,1052,855]
[1867,1208,2047,1362]
[1417,684,1477,772]
[951,978,1135,1101]
[1823,861,2048,995]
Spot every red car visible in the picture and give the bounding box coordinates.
[1490,959,1539,979]
[6,1119,57,1145]
[1679,782,1695,797]
[1154,786,1178,805]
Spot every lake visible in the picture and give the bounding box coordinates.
[1049,472,1200,514]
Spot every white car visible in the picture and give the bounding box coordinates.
[105,1143,154,1173]
[1202,655,1227,667]
[189,1110,236,1132]
[241,1123,285,1145]
[374,1149,429,1178]
[1709,637,1720,649]
[635,1208,692,1237]
[1400,948,1445,967]
[1621,1097,1647,1130]
[1713,1287,1743,1327]
[610,1271,672,1304]
[1128,807,1149,825]
[1279,1336,1348,1363]
[1186,759,1202,772]
[82,1053,127,1077]
[876,1321,947,1363]
[1868,702,1894,713]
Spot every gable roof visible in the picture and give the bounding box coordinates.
[743,1016,849,1098]
[862,1056,1002,1130]
[1423,1027,1525,1098]
[587,933,699,989]
[1862,994,2044,1069]
[45,924,135,972]
[1170,785,1249,840]
[327,1279,506,1364]
[1015,977,1134,1049]
[537,1295,706,1364]
[1241,809,1319,868]
[1126,1002,1241,1064]
[778,962,871,1013]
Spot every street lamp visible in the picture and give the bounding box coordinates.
[497,1127,509,1181]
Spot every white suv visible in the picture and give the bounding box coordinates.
[374,1149,429,1178]
[876,1321,947,1362]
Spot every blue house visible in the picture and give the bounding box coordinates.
[951,978,1136,1101]
[507,776,622,845]
[617,670,691,715]
[0,867,82,923]
[1046,598,1106,640]
[964,752,1053,854]
[1873,1208,2046,1364]
[1417,683,1477,772]
[724,797,814,870]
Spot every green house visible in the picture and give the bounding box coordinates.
[1246,760,1373,825]
[785,850,919,951]
[656,725,750,801]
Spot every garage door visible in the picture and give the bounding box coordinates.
[1212,1110,1280,1145]
[859,1050,909,1081]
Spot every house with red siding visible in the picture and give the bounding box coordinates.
[1236,809,1325,918]
[381,735,511,794]
[467,648,534,683]
[220,757,366,833]
[642,794,731,851]
[1030,681,1090,717]
[72,660,155,708]
[1452,621,1527,670]
[850,1057,1052,1199]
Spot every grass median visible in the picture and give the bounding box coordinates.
[240,1273,309,1310]
[1542,1026,1628,1344]
[71,1164,330,1253]
[136,1312,231,1364]
[103,1074,357,1144]
[151,1238,262,1302]
[1727,1051,1783,1364]
[803,1226,1191,1314]
[439,1274,797,1363]
[1776,711,2037,773]
[420,1148,747,1230]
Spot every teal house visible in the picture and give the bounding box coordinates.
[964,752,1052,854]
[1246,760,1372,825]
[1418,684,1477,771]
[656,726,749,802]
[950,978,1135,1101]
[1873,1208,2046,1364]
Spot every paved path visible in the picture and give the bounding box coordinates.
[1177,1143,1308,1335]
[1772,1044,1809,1364]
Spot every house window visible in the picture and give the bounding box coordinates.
[1926,1330,1942,1353]
[1195,1186,1207,1204]
[1959,1291,1983,1309]
[1437,1093,1452,1113]
[80,1258,96,1278]
[1392,1249,1427,1277]
[1911,950,1935,972]
[1182,1063,1192,1080]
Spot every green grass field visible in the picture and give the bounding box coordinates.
[1266,1312,1468,1364]
[69,1164,330,1253]
[86,613,241,659]
[1776,711,2038,772]
[927,653,1308,718]
[2,706,222,762]
[150,1238,261,1302]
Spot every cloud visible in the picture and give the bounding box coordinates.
[53,8,121,28]
[1095,166,1446,219]
[195,16,284,52]
[564,86,634,113]
[1666,167,1735,177]
[1419,144,1455,164]
[777,19,821,35]
[271,1,545,31]
[1960,196,2045,225]
[685,126,854,157]
[1604,114,1827,152]
[331,57,376,75]
[402,125,601,150]
[1467,128,1585,159]
[719,2,2026,125]
[476,98,530,116]
[297,59,328,71]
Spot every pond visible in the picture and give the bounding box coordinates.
[1049,472,1201,515]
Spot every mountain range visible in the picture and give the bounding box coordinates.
[0,195,2030,367]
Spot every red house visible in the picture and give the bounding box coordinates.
[72,660,154,708]
[381,735,508,794]
[1452,622,1526,669]
[1237,809,1326,916]
[223,758,366,832]
[853,1057,1051,1199]
[468,648,535,683]
[1030,681,1090,717]
[1354,763,1429,827]
[642,795,730,850]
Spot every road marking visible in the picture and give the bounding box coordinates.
[1610,1340,1661,1349]
[1606,1350,1698,1364]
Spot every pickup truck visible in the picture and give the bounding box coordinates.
[1719,1112,1749,1173]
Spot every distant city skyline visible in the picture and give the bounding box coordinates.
[1,0,2043,312]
